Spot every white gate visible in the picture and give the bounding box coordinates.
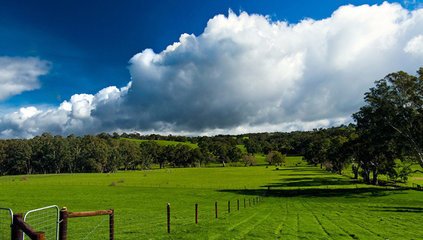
[0,207,13,239]
[23,205,59,240]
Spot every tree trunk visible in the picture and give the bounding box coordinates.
[372,169,378,185]
[417,151,423,168]
[362,169,370,184]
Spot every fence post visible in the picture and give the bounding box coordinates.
[195,204,198,224]
[109,209,114,240]
[228,201,230,213]
[167,203,170,234]
[244,198,246,208]
[12,214,23,240]
[215,202,218,218]
[237,199,239,211]
[59,207,68,240]
[36,232,46,240]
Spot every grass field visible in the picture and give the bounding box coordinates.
[0,157,422,239]
[120,138,198,148]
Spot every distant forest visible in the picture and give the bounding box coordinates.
[0,67,421,186]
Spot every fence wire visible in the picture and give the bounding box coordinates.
[0,208,13,239]
[67,215,110,240]
[24,205,59,240]
[109,195,263,239]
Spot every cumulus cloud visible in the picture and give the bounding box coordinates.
[404,34,423,56]
[0,57,50,100]
[1,2,423,138]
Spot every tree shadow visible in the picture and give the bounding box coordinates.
[263,176,358,188]
[280,172,330,176]
[369,206,423,213]
[218,187,405,198]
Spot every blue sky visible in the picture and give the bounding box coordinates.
[0,0,422,137]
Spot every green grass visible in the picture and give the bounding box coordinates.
[0,157,422,239]
[120,138,198,148]
[236,144,247,153]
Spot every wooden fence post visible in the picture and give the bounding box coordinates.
[109,209,114,240]
[36,232,45,240]
[12,213,45,240]
[59,207,68,240]
[215,202,218,218]
[12,214,23,240]
[195,204,198,224]
[167,203,170,234]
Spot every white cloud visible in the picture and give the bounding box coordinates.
[1,2,423,138]
[0,57,50,100]
[404,34,423,55]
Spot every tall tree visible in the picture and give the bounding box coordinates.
[358,68,423,167]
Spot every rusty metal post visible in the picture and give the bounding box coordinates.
[59,207,68,240]
[109,209,114,240]
[195,204,198,224]
[166,203,170,233]
[12,214,23,240]
[215,202,218,218]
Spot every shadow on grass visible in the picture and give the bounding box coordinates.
[369,206,423,213]
[280,172,330,176]
[218,187,405,198]
[263,176,358,188]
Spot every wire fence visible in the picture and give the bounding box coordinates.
[23,205,59,240]
[110,195,264,239]
[3,195,264,239]
[66,214,110,240]
[0,207,13,239]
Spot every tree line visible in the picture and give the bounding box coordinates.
[0,133,254,175]
[0,67,421,186]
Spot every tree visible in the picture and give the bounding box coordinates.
[303,132,330,168]
[119,140,141,170]
[353,105,397,184]
[5,140,32,175]
[242,154,256,166]
[140,141,161,168]
[266,151,285,166]
[327,135,349,174]
[189,148,204,167]
[0,141,6,175]
[66,135,82,173]
[358,68,423,167]
[80,136,110,172]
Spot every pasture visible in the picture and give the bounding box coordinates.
[0,157,422,239]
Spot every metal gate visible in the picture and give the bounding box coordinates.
[0,207,13,239]
[23,205,59,240]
